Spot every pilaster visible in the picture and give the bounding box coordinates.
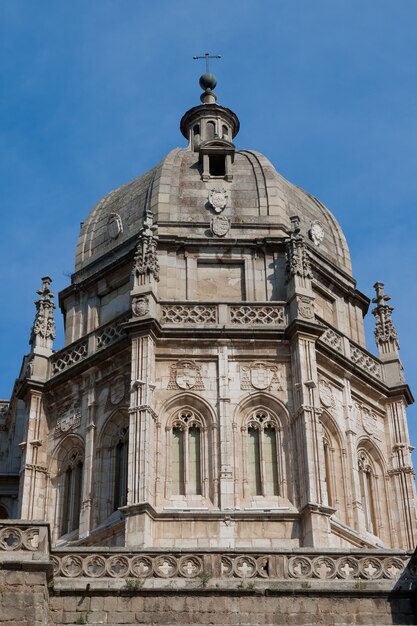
[79,372,97,538]
[286,216,331,546]
[217,342,234,511]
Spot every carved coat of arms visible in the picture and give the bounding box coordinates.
[208,187,228,213]
[309,220,324,247]
[107,212,123,239]
[168,360,205,390]
[211,215,230,237]
[55,402,81,436]
[319,378,336,409]
[241,362,282,391]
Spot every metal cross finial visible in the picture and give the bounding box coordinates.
[193,52,221,73]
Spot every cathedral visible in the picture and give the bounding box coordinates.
[0,70,416,625]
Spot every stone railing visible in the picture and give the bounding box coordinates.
[0,523,415,586]
[349,343,383,380]
[50,549,416,583]
[229,304,285,325]
[96,314,129,350]
[50,338,88,376]
[160,302,287,328]
[161,304,218,325]
[317,321,384,382]
[0,522,50,560]
[319,327,344,354]
[50,314,129,377]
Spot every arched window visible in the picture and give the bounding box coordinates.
[358,450,378,535]
[222,124,228,139]
[246,410,280,496]
[95,413,129,524]
[171,410,202,496]
[61,448,83,536]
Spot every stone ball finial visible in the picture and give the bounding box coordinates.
[199,73,217,91]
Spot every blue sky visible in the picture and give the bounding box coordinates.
[1,1,417,456]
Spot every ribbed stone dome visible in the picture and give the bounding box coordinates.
[75,147,351,278]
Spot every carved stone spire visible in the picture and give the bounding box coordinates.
[30,276,56,351]
[372,282,399,354]
[286,216,313,281]
[132,209,160,286]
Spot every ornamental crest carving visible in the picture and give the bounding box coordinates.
[241,362,283,391]
[354,401,380,439]
[55,401,81,436]
[318,378,336,409]
[107,212,123,239]
[309,220,324,247]
[132,295,149,317]
[110,376,126,405]
[211,215,230,237]
[297,296,314,319]
[208,187,228,213]
[167,360,205,391]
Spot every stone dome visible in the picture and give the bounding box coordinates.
[75,146,352,279]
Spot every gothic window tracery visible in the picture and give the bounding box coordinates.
[244,410,281,497]
[358,450,378,535]
[60,448,84,536]
[171,410,203,496]
[95,412,130,524]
